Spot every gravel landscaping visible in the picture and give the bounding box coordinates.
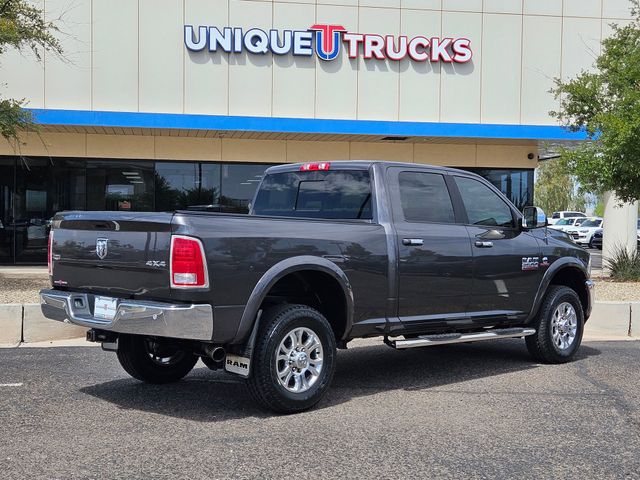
[0,277,50,305]
[593,277,640,302]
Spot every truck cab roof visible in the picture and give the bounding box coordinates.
[265,160,476,176]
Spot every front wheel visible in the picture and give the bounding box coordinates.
[526,286,584,364]
[116,335,198,384]
[247,304,337,414]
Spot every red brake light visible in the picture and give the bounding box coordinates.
[170,236,208,288]
[47,231,54,276]
[299,162,331,172]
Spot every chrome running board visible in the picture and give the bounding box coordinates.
[388,327,536,350]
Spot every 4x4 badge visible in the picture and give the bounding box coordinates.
[96,238,108,259]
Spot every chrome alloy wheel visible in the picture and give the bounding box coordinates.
[275,327,324,393]
[551,302,578,350]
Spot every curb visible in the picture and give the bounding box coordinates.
[586,301,637,340]
[0,301,637,348]
[0,303,87,348]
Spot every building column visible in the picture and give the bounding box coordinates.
[603,191,638,271]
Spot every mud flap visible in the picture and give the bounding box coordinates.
[224,310,262,378]
[224,354,250,377]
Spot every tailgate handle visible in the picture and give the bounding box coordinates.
[403,238,424,246]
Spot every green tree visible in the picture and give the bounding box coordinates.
[0,0,61,144]
[535,159,587,215]
[551,0,640,203]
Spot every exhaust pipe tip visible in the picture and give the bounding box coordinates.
[206,346,226,363]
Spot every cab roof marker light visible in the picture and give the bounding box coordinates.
[300,162,331,172]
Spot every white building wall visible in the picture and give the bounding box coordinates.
[1,0,635,125]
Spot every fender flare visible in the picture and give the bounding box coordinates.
[233,256,355,343]
[527,257,589,322]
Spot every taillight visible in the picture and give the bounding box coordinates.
[47,231,53,276]
[299,162,331,172]
[170,235,209,288]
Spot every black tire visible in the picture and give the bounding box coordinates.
[596,245,602,250]
[116,335,198,384]
[247,304,337,414]
[588,239,594,249]
[526,286,584,364]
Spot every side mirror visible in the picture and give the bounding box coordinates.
[522,206,547,229]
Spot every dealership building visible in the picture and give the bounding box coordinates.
[0,0,634,264]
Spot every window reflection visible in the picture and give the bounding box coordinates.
[87,160,154,211]
[0,158,14,264]
[220,164,270,213]
[155,162,221,211]
[14,158,86,263]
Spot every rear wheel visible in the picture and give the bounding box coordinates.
[526,286,584,363]
[247,304,337,414]
[116,335,198,383]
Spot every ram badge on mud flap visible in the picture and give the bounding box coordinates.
[225,354,250,377]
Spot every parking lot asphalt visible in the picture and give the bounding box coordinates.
[1,339,639,479]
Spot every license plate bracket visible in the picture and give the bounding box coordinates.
[94,296,118,321]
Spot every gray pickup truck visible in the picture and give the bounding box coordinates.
[41,161,594,413]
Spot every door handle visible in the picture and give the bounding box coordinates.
[402,238,424,246]
[475,241,493,248]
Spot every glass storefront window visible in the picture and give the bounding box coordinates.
[86,160,154,212]
[220,164,271,213]
[155,162,221,211]
[14,157,86,264]
[0,155,531,264]
[0,158,14,264]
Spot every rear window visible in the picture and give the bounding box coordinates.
[253,170,372,220]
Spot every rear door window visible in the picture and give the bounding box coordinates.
[253,170,372,220]
[398,172,455,223]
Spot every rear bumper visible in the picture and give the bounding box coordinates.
[40,289,213,341]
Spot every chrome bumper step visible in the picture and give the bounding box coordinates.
[387,327,536,350]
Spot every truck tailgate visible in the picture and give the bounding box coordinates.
[51,212,174,299]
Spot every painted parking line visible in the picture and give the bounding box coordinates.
[0,383,23,387]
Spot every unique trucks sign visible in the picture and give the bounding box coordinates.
[184,24,472,63]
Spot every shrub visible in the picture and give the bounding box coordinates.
[604,246,640,281]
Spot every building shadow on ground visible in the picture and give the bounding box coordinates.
[80,339,601,422]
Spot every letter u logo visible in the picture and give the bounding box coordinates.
[310,24,346,61]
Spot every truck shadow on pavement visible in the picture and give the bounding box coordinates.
[80,340,601,422]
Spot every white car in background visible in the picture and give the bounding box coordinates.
[548,216,588,233]
[566,217,603,248]
[548,211,587,225]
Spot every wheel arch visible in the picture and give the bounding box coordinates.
[529,259,591,323]
[233,256,355,344]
